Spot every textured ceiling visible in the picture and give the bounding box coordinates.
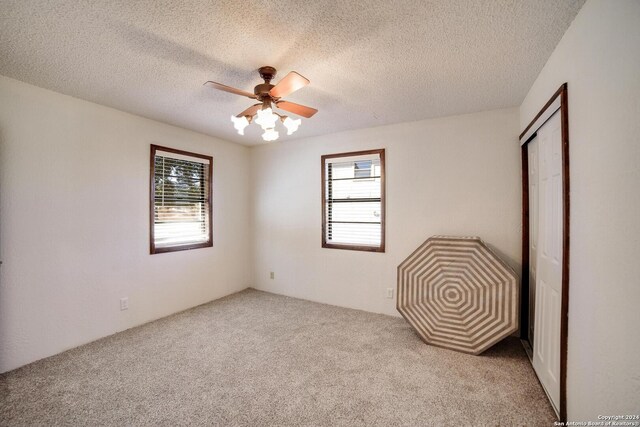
[0,0,584,146]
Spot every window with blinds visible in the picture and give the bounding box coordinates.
[321,149,385,252]
[150,145,212,254]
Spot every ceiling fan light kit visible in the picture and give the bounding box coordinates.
[262,127,279,142]
[282,117,301,135]
[205,66,317,142]
[230,115,251,135]
[255,106,279,130]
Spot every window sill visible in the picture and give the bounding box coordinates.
[322,242,385,253]
[151,241,213,254]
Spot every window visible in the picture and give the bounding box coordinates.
[321,149,385,252]
[150,145,212,254]
[354,160,372,179]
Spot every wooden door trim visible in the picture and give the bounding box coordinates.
[519,83,570,422]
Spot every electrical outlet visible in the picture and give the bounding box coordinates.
[269,271,275,280]
[386,288,394,299]
[120,297,129,311]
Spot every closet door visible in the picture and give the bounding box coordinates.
[528,138,539,346]
[532,110,563,411]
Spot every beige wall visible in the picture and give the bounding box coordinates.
[251,107,521,316]
[0,76,252,373]
[520,0,640,419]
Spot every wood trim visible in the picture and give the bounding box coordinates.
[519,83,569,422]
[379,148,386,252]
[151,241,213,254]
[321,148,385,253]
[151,144,214,162]
[149,144,214,255]
[150,145,156,254]
[519,84,566,141]
[520,145,530,342]
[559,84,570,423]
[320,148,385,160]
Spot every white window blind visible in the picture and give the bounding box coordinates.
[322,150,385,252]
[151,146,212,253]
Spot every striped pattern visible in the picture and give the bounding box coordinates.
[397,236,518,355]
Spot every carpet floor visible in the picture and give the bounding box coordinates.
[0,289,556,426]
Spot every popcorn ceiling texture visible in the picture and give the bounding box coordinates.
[0,0,584,145]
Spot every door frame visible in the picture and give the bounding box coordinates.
[519,83,570,422]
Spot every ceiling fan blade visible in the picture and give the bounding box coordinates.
[236,104,261,117]
[276,100,318,118]
[204,81,257,99]
[269,71,310,98]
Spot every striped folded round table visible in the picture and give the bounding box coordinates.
[397,236,518,355]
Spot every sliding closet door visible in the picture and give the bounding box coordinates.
[528,138,539,346]
[532,110,563,411]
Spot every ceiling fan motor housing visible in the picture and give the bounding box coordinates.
[255,66,277,100]
[258,66,277,82]
[254,83,275,100]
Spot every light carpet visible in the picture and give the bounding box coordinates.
[0,289,556,426]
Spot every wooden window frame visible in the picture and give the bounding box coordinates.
[321,149,386,253]
[149,144,213,254]
[519,83,570,422]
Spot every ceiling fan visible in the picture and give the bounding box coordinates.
[204,66,318,142]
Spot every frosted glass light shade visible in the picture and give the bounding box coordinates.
[230,115,250,135]
[283,117,301,135]
[255,108,279,130]
[262,128,279,142]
